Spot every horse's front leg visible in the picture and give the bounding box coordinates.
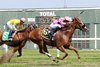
[43,43,49,53]
[38,41,51,56]
[38,41,59,63]
[17,48,22,57]
[68,44,80,61]
[7,47,19,62]
[17,40,27,57]
[57,46,68,60]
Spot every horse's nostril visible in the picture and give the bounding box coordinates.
[82,27,88,32]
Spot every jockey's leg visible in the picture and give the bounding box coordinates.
[53,26,60,33]
[9,30,14,38]
[49,26,60,40]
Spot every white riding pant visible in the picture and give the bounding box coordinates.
[50,23,61,29]
[7,21,13,30]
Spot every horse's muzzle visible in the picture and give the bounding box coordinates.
[82,26,88,32]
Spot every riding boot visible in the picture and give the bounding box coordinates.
[52,26,60,34]
[49,26,60,41]
[8,30,14,38]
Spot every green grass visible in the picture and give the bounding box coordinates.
[0,49,100,67]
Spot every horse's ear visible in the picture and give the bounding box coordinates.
[74,16,79,19]
[72,17,77,22]
[72,17,79,22]
[74,16,80,20]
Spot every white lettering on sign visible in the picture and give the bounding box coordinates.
[28,18,35,22]
[40,11,56,16]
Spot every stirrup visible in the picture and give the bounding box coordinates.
[52,37,54,40]
[8,38,12,40]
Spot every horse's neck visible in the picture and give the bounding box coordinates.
[22,27,32,34]
[15,29,30,40]
[64,23,76,38]
[17,30,28,35]
[0,30,4,38]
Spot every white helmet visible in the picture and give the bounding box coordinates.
[20,18,26,22]
[64,16,72,22]
[59,17,65,22]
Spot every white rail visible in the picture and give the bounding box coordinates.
[72,38,100,50]
[72,38,100,40]
[57,38,100,57]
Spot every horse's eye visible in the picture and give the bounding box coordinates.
[82,24,85,28]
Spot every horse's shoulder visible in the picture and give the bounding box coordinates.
[54,30,62,36]
[0,30,4,35]
[0,29,3,32]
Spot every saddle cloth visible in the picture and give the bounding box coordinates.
[41,28,51,40]
[2,31,12,41]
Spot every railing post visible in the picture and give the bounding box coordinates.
[94,24,97,50]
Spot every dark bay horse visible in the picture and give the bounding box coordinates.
[17,17,87,63]
[0,24,36,63]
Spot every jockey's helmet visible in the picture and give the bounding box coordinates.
[59,17,65,22]
[20,18,26,23]
[64,16,72,22]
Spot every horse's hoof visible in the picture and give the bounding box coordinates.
[17,55,21,57]
[56,57,60,60]
[53,59,59,63]
[7,60,10,63]
[78,59,81,62]
[0,60,4,64]
[56,60,59,63]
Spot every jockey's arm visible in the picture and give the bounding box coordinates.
[12,24,17,31]
[60,21,66,25]
[16,25,24,30]
[61,21,66,25]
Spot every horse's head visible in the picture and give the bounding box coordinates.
[72,17,87,32]
[26,23,38,32]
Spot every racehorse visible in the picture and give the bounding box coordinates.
[17,17,87,62]
[0,23,36,63]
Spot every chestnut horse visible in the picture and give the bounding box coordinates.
[0,24,36,63]
[16,17,87,63]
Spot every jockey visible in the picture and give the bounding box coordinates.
[63,16,73,26]
[49,16,72,40]
[6,18,26,38]
[49,17,66,40]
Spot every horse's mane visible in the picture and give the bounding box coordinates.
[72,17,80,22]
[68,17,78,28]
[17,28,26,32]
[17,23,38,33]
[17,24,30,33]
